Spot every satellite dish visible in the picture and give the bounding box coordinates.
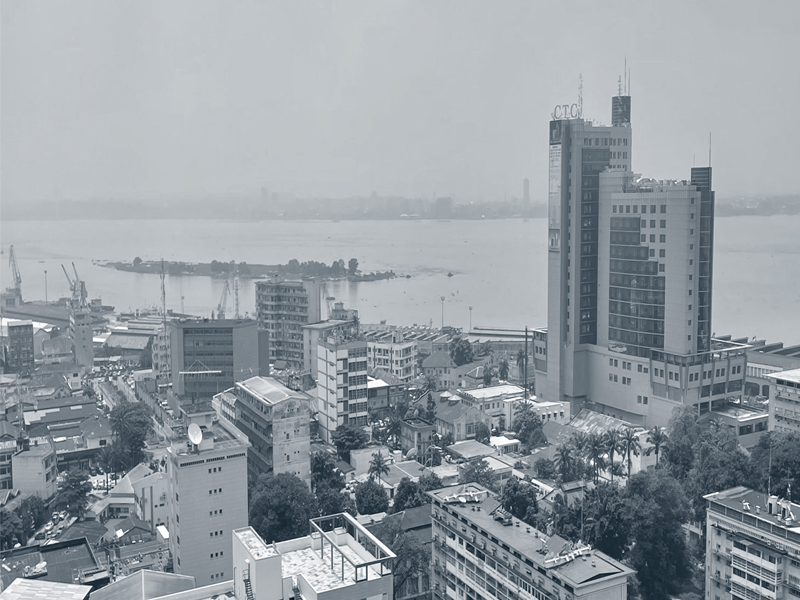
[188,423,202,445]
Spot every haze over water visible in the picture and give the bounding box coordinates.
[2,216,798,345]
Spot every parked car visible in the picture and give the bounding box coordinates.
[44,522,53,532]
[34,532,46,540]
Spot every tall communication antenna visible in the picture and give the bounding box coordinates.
[578,74,584,118]
[618,76,623,97]
[624,57,627,94]
[160,259,169,385]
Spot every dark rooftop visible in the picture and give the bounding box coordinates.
[0,538,105,590]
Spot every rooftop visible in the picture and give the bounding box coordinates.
[422,351,456,369]
[447,440,496,460]
[705,486,800,536]
[301,319,348,331]
[0,578,91,599]
[236,376,306,405]
[569,409,636,436]
[428,484,632,586]
[0,538,105,590]
[767,367,800,384]
[461,384,525,400]
[89,569,196,600]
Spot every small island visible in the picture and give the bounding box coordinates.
[100,257,396,282]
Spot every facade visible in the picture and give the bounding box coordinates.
[69,308,94,368]
[5,320,34,375]
[213,376,311,485]
[256,276,321,370]
[367,376,392,417]
[316,335,369,443]
[422,351,457,390]
[741,338,800,400]
[400,418,436,463]
[11,438,58,500]
[166,404,250,586]
[301,318,357,379]
[435,400,491,443]
[429,484,633,600]
[767,367,800,433]
[168,318,265,399]
[704,487,800,600]
[539,92,747,427]
[366,329,419,384]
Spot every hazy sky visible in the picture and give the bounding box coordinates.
[2,0,798,206]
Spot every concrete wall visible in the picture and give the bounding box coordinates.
[272,399,311,486]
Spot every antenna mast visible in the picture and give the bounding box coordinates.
[160,259,168,385]
[624,57,627,94]
[578,74,583,118]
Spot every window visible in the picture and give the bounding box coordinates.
[609,358,614,366]
[659,264,665,272]
[690,213,695,219]
[613,375,618,383]
[660,235,666,243]
[633,205,638,213]
[638,364,643,373]
[613,205,617,213]
[643,396,648,404]
[614,359,618,367]
[650,205,656,213]
[660,204,667,213]
[649,248,655,257]
[609,374,614,381]
[660,220,666,228]
[659,249,666,257]
[650,235,656,243]
[650,220,656,228]
[641,234,646,242]
[641,219,647,228]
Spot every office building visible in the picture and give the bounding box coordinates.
[365,329,419,384]
[766,367,800,433]
[5,320,34,375]
[168,318,267,399]
[166,403,250,586]
[704,486,800,600]
[11,437,58,500]
[429,483,633,600]
[316,333,369,443]
[537,90,747,427]
[256,275,321,371]
[213,376,311,485]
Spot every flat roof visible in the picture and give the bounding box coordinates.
[447,440,496,460]
[705,487,800,534]
[233,527,279,560]
[301,320,347,330]
[767,367,800,384]
[236,376,307,405]
[462,385,525,399]
[0,578,91,600]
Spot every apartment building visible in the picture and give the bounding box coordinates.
[316,334,369,443]
[213,376,311,485]
[767,368,800,434]
[704,486,800,600]
[166,403,250,586]
[5,320,34,375]
[429,483,633,600]
[366,329,419,383]
[256,276,321,371]
[301,318,358,379]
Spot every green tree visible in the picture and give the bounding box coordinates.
[371,515,430,599]
[498,358,510,380]
[662,405,697,479]
[621,427,641,480]
[332,424,369,463]
[348,258,359,275]
[250,473,317,543]
[425,392,437,422]
[0,509,25,549]
[133,256,142,267]
[417,472,443,492]
[449,337,474,367]
[311,451,344,492]
[393,477,426,513]
[534,458,556,480]
[56,470,93,519]
[16,495,48,538]
[645,426,669,468]
[440,431,455,447]
[514,402,546,449]
[368,451,391,486]
[315,482,356,517]
[98,443,122,491]
[750,431,800,499]
[582,482,631,561]
[459,459,497,492]
[500,478,538,525]
[625,469,691,600]
[554,444,577,483]
[110,401,153,468]
[586,433,607,483]
[482,366,494,387]
[604,428,623,483]
[474,421,491,444]
[355,479,389,514]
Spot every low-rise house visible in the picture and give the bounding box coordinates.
[399,418,436,464]
[422,351,456,390]
[446,440,496,463]
[434,400,490,442]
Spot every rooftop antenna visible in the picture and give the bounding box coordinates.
[709,132,712,167]
[624,56,627,94]
[578,74,583,118]
[618,76,622,97]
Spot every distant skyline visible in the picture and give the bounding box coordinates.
[2,1,799,207]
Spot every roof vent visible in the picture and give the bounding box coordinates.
[756,506,761,514]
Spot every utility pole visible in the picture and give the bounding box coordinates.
[44,270,48,302]
[440,296,445,329]
[524,327,529,399]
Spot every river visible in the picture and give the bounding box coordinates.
[2,217,799,343]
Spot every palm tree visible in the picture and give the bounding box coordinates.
[604,429,623,483]
[498,358,510,381]
[482,366,494,387]
[621,427,641,480]
[569,431,589,479]
[387,415,403,448]
[554,444,575,483]
[424,372,439,394]
[586,433,607,483]
[368,451,390,487]
[516,349,525,371]
[646,427,669,467]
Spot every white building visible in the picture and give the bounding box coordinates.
[767,367,800,433]
[316,335,369,443]
[366,330,419,383]
[166,403,251,586]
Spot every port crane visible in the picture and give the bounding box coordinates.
[6,245,22,299]
[216,279,231,320]
[61,262,88,308]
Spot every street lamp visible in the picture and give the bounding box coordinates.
[469,306,473,332]
[44,270,48,302]
[440,297,445,329]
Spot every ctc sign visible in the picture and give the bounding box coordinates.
[552,104,581,120]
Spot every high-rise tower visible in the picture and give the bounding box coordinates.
[539,90,746,427]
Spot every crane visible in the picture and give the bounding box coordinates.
[217,280,231,320]
[61,262,88,308]
[231,261,240,320]
[7,245,22,296]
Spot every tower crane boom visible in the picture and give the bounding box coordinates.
[217,280,230,320]
[7,246,22,291]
